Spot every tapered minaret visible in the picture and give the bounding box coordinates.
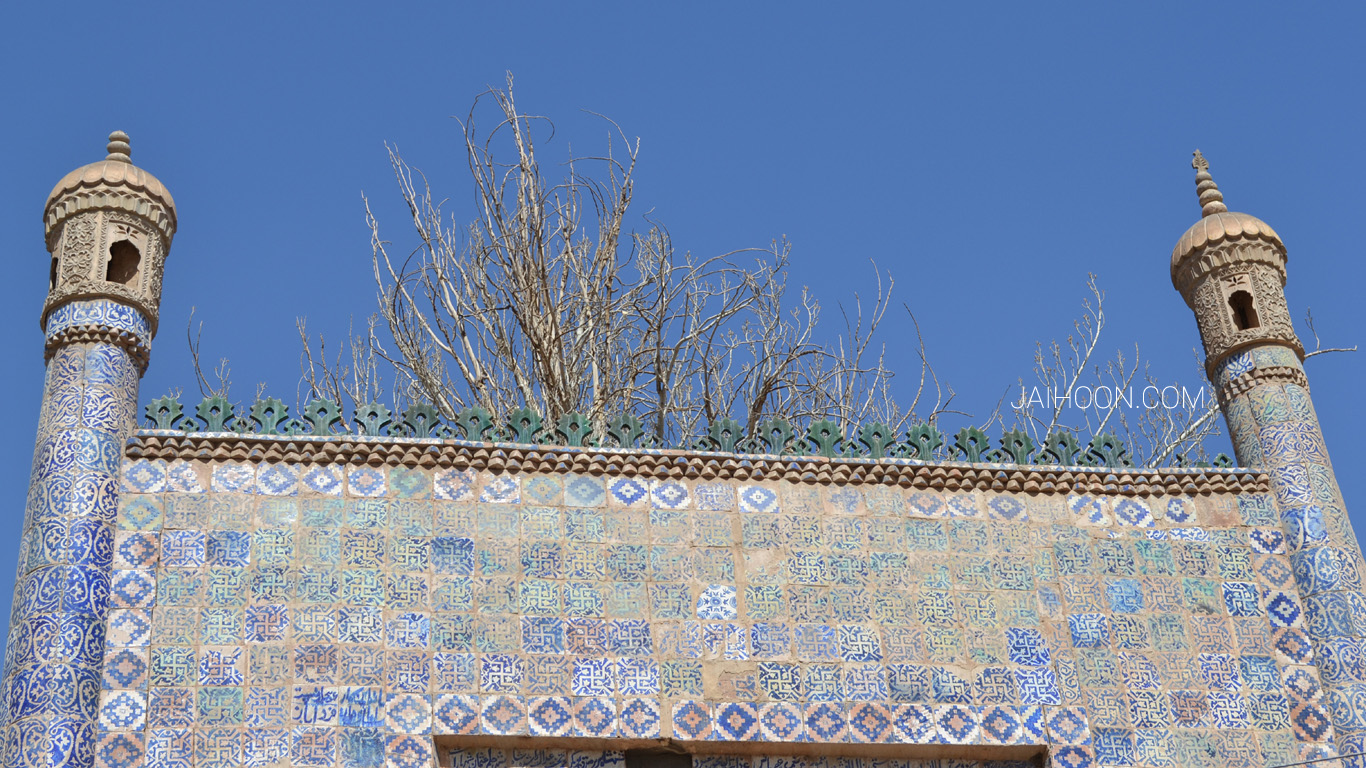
[1173,151,1366,763]
[2,133,175,768]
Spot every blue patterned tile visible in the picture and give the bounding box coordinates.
[525,696,572,737]
[573,697,617,737]
[804,702,847,742]
[935,703,979,744]
[164,461,204,493]
[522,476,561,505]
[571,657,613,696]
[847,702,892,742]
[616,658,659,695]
[1068,495,1108,525]
[95,732,144,768]
[692,482,734,511]
[211,463,255,493]
[434,469,476,501]
[619,698,662,739]
[121,460,166,493]
[479,475,520,504]
[101,648,148,690]
[106,609,151,647]
[757,702,803,741]
[979,704,1021,745]
[299,464,342,495]
[1275,641,1318,688]
[610,620,653,656]
[1069,613,1110,647]
[738,485,779,515]
[347,466,387,497]
[1092,728,1134,766]
[479,695,527,735]
[713,701,759,740]
[1267,590,1306,629]
[206,530,251,567]
[434,693,479,734]
[385,692,432,734]
[1223,581,1262,616]
[159,530,205,567]
[1113,499,1154,528]
[564,475,605,507]
[522,617,565,654]
[1047,705,1091,744]
[696,585,737,620]
[385,735,433,768]
[1291,700,1332,741]
[98,690,146,730]
[256,463,298,496]
[289,726,336,767]
[1007,627,1051,666]
[650,480,689,509]
[109,569,156,608]
[987,495,1027,522]
[1106,579,1145,613]
[1017,704,1046,743]
[389,466,432,499]
[1251,527,1287,554]
[891,703,934,742]
[671,700,711,740]
[197,647,244,685]
[145,727,194,768]
[1016,668,1061,705]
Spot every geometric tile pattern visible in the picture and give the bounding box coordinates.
[81,457,1329,763]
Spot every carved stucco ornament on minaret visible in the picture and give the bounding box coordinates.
[1172,150,1302,382]
[1174,151,1366,763]
[41,130,177,370]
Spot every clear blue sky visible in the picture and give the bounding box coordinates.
[1,3,1362,624]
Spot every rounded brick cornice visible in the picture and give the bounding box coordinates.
[127,432,1271,497]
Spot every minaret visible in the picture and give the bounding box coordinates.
[2,133,175,767]
[1173,151,1366,760]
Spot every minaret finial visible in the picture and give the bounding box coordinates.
[1192,149,1227,217]
[106,130,131,163]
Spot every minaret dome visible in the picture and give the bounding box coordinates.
[1170,150,1302,376]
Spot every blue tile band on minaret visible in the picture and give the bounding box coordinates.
[1174,151,1366,767]
[2,133,174,768]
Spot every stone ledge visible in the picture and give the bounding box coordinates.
[127,431,1271,497]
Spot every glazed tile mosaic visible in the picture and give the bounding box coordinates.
[72,454,1329,768]
[435,749,1042,768]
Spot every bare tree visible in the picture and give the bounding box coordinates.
[300,74,947,446]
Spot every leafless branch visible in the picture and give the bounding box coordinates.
[187,306,231,400]
[299,73,934,447]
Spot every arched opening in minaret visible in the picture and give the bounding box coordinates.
[106,240,141,287]
[1229,290,1259,330]
[49,256,58,290]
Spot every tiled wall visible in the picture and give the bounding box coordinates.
[97,458,1334,768]
[436,749,1037,768]
[1213,344,1366,762]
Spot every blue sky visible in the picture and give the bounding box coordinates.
[0,3,1362,620]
